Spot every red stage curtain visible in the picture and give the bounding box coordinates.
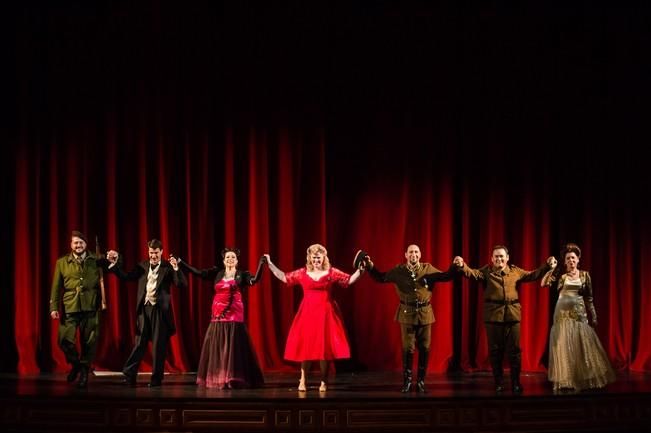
[7,2,651,376]
[10,131,651,374]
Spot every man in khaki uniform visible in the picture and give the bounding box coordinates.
[49,231,107,388]
[364,245,456,393]
[454,245,556,394]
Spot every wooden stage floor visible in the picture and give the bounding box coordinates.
[1,370,650,432]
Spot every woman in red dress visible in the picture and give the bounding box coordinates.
[264,244,365,392]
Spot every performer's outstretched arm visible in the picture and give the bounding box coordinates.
[348,267,364,285]
[176,257,220,280]
[264,254,287,283]
[250,255,267,284]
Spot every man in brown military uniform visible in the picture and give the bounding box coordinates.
[454,245,556,394]
[364,245,456,393]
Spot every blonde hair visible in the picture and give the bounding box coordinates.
[305,243,331,271]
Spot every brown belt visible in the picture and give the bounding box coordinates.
[400,300,431,308]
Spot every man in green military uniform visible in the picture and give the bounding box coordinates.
[364,245,456,393]
[49,230,106,388]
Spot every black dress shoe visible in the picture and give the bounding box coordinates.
[148,380,162,388]
[122,375,137,387]
[416,380,427,393]
[66,363,81,383]
[512,383,523,394]
[494,377,505,393]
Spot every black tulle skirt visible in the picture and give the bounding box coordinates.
[196,321,265,389]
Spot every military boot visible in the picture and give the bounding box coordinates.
[416,350,429,393]
[401,352,414,393]
[511,366,523,394]
[77,365,89,388]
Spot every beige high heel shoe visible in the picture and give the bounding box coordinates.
[298,379,307,392]
[319,381,327,392]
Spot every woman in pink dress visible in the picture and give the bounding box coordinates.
[179,248,265,389]
[264,244,365,392]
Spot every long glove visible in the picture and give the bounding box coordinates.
[251,255,267,284]
[175,257,204,277]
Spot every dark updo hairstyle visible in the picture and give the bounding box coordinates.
[549,242,582,287]
[221,247,241,259]
[561,243,581,260]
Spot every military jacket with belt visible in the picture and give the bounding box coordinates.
[460,262,552,323]
[369,263,455,325]
[50,253,104,314]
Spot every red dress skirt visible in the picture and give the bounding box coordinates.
[283,267,352,361]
